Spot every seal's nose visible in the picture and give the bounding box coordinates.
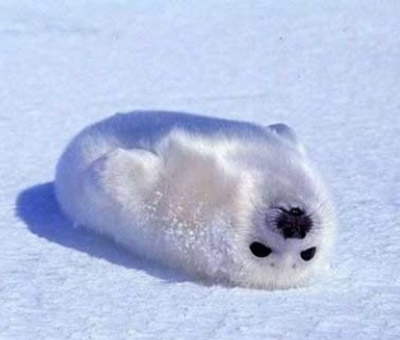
[276,207,312,239]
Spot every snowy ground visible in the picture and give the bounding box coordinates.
[1,1,400,339]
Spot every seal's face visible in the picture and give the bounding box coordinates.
[251,207,315,258]
[251,204,323,264]
[230,143,335,289]
[242,194,333,289]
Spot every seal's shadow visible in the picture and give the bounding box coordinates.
[16,182,186,283]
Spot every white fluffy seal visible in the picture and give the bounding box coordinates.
[55,111,335,289]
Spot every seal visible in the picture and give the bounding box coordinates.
[55,111,335,289]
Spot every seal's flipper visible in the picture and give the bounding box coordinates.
[268,123,298,144]
[268,123,305,153]
[83,148,161,207]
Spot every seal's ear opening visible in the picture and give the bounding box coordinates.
[268,123,304,153]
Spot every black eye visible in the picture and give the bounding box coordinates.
[250,242,272,258]
[300,247,316,261]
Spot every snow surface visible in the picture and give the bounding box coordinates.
[2,0,400,339]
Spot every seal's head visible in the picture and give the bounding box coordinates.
[225,124,335,289]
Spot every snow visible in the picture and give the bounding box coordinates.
[1,0,400,339]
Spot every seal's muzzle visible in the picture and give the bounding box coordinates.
[276,207,313,239]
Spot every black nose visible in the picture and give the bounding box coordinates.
[276,208,312,239]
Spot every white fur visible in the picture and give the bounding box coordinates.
[55,112,335,289]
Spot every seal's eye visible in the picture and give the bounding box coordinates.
[300,247,316,261]
[250,242,272,258]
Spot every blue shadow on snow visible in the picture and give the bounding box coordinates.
[16,182,186,283]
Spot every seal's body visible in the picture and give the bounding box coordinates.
[55,111,335,289]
